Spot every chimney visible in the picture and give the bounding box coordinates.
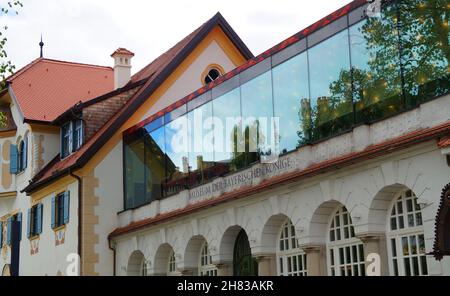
[111,48,134,89]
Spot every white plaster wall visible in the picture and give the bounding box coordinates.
[141,40,238,120]
[94,143,123,276]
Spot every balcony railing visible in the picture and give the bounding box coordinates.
[123,0,450,210]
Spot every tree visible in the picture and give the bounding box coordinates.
[1,1,22,87]
[0,1,22,127]
[301,0,449,142]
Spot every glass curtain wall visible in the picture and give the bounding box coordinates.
[124,1,450,210]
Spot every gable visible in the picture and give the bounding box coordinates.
[79,24,248,175]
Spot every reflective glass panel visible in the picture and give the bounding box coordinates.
[164,115,189,196]
[212,88,242,174]
[187,101,215,187]
[350,11,403,123]
[273,51,311,153]
[308,29,353,141]
[241,70,274,165]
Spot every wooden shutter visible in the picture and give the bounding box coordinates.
[27,208,32,238]
[51,196,56,229]
[63,191,70,224]
[37,204,43,234]
[6,217,12,245]
[0,221,3,248]
[17,213,22,241]
[9,144,18,174]
[23,136,28,169]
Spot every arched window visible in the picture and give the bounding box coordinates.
[327,206,365,276]
[167,250,177,275]
[17,136,27,172]
[202,65,223,85]
[199,242,218,276]
[276,219,307,276]
[387,189,428,276]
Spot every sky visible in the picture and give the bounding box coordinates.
[3,0,352,74]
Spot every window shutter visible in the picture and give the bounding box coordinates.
[6,217,12,245]
[9,144,18,174]
[37,204,43,234]
[17,212,22,241]
[27,208,32,238]
[51,196,56,229]
[0,221,3,248]
[23,136,28,169]
[63,191,70,224]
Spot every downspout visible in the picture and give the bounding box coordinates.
[108,237,117,276]
[69,169,83,276]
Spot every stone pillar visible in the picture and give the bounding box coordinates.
[358,234,388,276]
[255,254,276,276]
[215,262,231,276]
[303,245,326,276]
[180,268,195,276]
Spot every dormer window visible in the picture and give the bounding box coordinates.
[61,119,83,159]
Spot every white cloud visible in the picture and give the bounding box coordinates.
[4,0,352,74]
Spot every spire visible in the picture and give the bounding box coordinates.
[39,34,44,58]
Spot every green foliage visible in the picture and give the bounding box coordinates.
[0,1,23,128]
[1,1,23,89]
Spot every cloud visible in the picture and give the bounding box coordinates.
[4,0,352,74]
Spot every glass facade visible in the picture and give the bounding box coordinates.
[124,1,450,210]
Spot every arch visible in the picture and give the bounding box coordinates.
[368,183,410,233]
[233,229,258,276]
[305,200,343,246]
[127,250,146,276]
[183,235,207,273]
[218,225,242,263]
[433,182,450,260]
[260,214,291,254]
[153,243,175,275]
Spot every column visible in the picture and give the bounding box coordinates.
[303,245,326,276]
[358,234,388,276]
[255,254,276,276]
[214,262,232,276]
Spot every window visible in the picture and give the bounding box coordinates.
[27,204,43,238]
[61,119,83,159]
[327,206,365,276]
[141,260,148,276]
[203,67,222,85]
[168,250,177,275]
[18,137,28,172]
[6,213,22,245]
[52,192,70,229]
[199,242,218,276]
[387,189,428,276]
[277,219,307,276]
[73,120,83,151]
[10,136,27,174]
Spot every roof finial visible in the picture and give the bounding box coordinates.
[39,34,44,58]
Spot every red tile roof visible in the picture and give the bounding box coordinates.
[7,58,114,122]
[111,48,135,57]
[438,137,450,148]
[23,12,253,193]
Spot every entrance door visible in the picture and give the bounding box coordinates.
[10,215,21,276]
[233,229,258,276]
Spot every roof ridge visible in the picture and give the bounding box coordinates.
[7,58,112,83]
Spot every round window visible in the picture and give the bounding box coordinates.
[204,68,221,85]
